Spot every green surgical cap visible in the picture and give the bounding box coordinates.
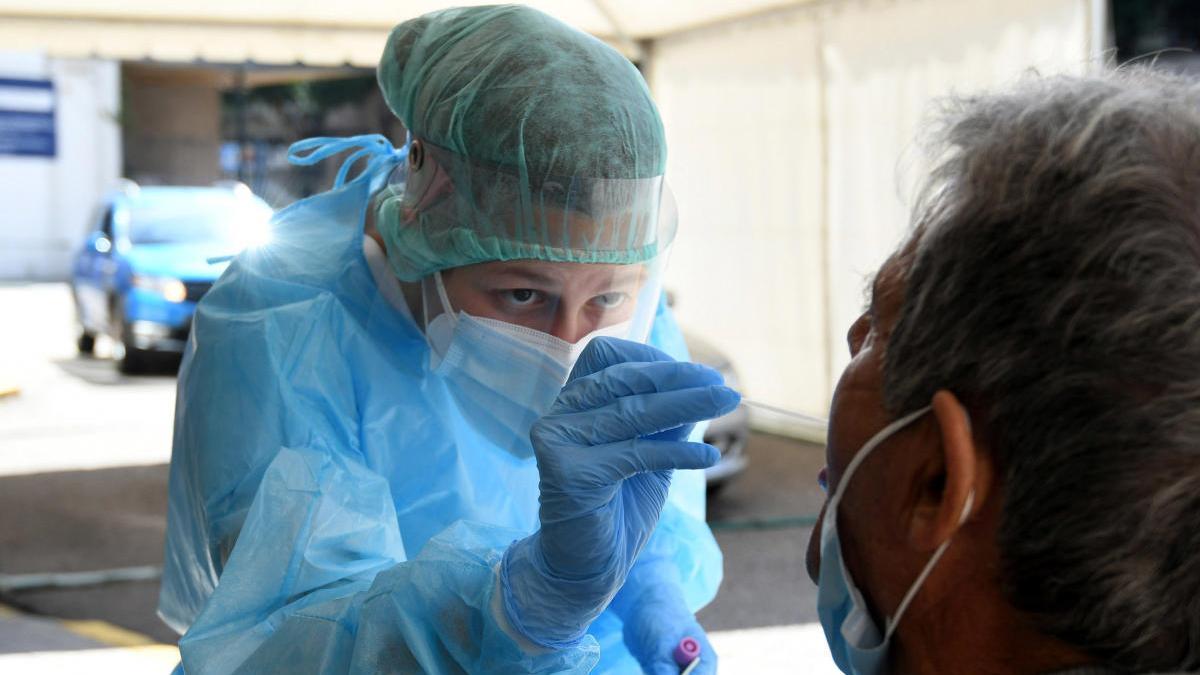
[375,4,674,281]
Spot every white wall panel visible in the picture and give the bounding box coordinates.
[650,11,828,438]
[822,0,1091,384]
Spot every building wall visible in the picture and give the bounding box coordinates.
[0,53,120,281]
[649,0,1101,438]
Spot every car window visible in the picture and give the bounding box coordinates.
[128,192,271,245]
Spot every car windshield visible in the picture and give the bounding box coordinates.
[128,191,271,245]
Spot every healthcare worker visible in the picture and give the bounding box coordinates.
[159,5,737,674]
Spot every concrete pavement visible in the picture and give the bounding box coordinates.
[0,603,179,674]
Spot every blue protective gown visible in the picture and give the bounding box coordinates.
[158,152,722,674]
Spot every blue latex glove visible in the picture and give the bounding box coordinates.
[614,561,717,675]
[501,337,740,649]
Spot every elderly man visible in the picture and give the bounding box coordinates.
[807,69,1200,675]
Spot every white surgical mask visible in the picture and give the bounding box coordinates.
[424,270,633,458]
[426,271,633,373]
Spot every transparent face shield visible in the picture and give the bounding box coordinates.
[376,138,676,364]
[375,139,677,281]
[371,140,676,458]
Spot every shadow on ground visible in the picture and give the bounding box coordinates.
[53,355,180,387]
[0,464,176,644]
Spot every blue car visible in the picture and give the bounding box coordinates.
[72,181,272,372]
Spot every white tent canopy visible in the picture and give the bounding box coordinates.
[0,1,812,66]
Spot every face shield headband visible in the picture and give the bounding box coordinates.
[373,139,678,282]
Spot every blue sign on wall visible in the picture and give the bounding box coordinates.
[0,78,56,158]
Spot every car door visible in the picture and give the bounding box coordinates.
[74,205,116,332]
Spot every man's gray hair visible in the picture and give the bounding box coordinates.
[883,68,1200,672]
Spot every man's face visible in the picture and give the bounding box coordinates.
[805,247,933,619]
[439,260,648,343]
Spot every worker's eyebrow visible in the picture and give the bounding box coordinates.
[489,267,560,285]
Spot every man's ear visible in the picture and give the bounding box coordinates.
[907,390,992,550]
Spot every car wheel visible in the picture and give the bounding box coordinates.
[77,331,96,355]
[113,302,148,374]
[117,342,149,374]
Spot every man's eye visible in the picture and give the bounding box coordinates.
[503,289,540,306]
[593,293,627,309]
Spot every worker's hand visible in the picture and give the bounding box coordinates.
[618,577,717,675]
[500,337,740,649]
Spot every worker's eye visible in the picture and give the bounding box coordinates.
[592,292,628,309]
[501,289,543,307]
